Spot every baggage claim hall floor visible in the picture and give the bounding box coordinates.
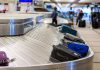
[0,17,100,70]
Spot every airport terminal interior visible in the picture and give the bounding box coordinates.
[0,0,99,70]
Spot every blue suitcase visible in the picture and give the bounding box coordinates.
[64,42,89,57]
[59,25,77,36]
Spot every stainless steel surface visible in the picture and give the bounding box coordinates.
[0,14,94,70]
[0,23,94,70]
[0,18,33,36]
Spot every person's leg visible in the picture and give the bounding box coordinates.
[76,18,78,25]
[52,19,54,24]
[55,19,57,25]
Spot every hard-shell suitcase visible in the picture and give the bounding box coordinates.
[92,18,99,28]
[67,42,89,57]
[78,20,86,27]
[0,51,9,66]
[64,33,85,43]
[91,13,99,28]
[49,44,81,62]
[59,25,77,36]
[58,24,72,27]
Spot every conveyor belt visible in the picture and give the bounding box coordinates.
[0,22,63,67]
[0,14,94,70]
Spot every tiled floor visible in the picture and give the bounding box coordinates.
[76,28,100,70]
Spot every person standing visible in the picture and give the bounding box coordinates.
[51,7,58,26]
[26,5,30,13]
[76,10,84,25]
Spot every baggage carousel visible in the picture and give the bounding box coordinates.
[0,15,33,36]
[0,14,94,70]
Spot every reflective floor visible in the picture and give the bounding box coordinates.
[76,28,100,70]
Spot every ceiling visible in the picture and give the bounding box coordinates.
[50,0,78,2]
[0,0,99,4]
[79,0,100,3]
[0,0,16,3]
[44,0,100,7]
[44,0,100,3]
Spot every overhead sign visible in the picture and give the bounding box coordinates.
[19,0,33,2]
[0,0,16,3]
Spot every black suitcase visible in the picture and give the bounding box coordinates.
[49,44,81,62]
[78,20,86,27]
[63,33,85,44]
[92,18,99,28]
